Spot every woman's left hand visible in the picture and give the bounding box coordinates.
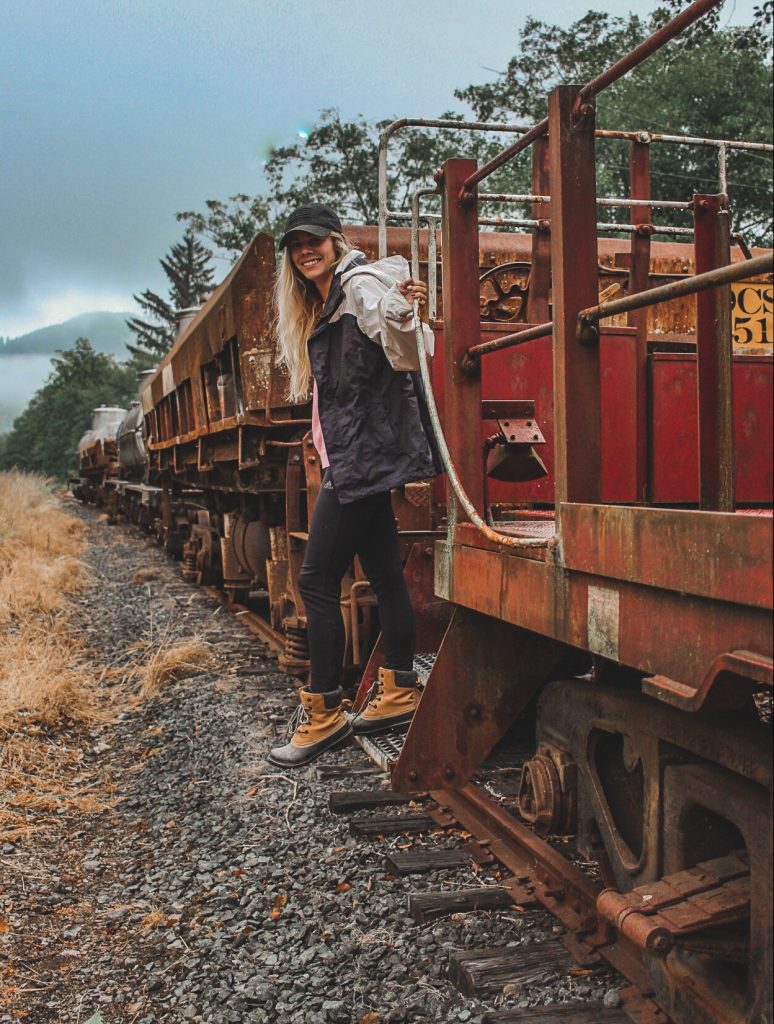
[398,278,428,307]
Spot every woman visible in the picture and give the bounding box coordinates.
[268,203,439,768]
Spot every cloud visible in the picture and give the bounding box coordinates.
[1,289,138,339]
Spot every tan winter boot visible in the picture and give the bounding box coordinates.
[351,667,419,735]
[268,687,353,768]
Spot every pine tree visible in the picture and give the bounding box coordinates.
[127,229,214,358]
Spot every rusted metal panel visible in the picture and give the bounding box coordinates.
[560,503,773,610]
[694,195,735,511]
[548,86,602,508]
[145,233,307,451]
[443,528,773,699]
[650,354,773,505]
[392,607,568,792]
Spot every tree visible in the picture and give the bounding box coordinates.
[176,194,276,263]
[178,3,772,258]
[456,7,773,242]
[127,229,215,358]
[0,340,152,480]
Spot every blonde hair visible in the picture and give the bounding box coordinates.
[274,230,353,402]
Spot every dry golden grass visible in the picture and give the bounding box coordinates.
[131,567,161,585]
[0,471,99,726]
[129,636,215,700]
[0,470,89,624]
[0,728,113,841]
[139,907,167,931]
[0,621,113,725]
[0,471,216,841]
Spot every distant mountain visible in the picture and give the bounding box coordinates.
[0,311,135,358]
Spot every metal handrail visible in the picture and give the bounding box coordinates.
[407,190,552,550]
[477,193,693,211]
[378,118,533,257]
[461,0,725,194]
[380,128,772,257]
[577,253,774,336]
[466,322,553,364]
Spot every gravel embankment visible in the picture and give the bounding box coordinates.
[1,504,620,1023]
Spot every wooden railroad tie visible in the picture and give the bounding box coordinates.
[481,1004,630,1023]
[386,847,474,875]
[409,887,515,923]
[328,790,422,814]
[349,812,437,838]
[449,939,575,997]
[315,765,385,781]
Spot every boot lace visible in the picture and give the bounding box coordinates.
[367,678,384,709]
[286,703,310,738]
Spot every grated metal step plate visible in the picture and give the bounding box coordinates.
[356,653,437,770]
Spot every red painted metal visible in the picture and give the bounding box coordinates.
[548,86,602,508]
[694,194,735,511]
[560,504,773,610]
[650,354,773,505]
[629,140,652,502]
[392,607,569,792]
[442,514,773,702]
[440,159,485,515]
[429,325,774,508]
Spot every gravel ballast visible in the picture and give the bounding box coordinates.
[1,505,621,1023]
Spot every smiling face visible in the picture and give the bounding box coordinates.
[287,231,338,299]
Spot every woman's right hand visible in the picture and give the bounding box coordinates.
[397,278,428,308]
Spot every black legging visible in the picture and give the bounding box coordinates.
[298,472,415,693]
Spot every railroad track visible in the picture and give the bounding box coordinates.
[202,570,666,1024]
[102,509,746,1024]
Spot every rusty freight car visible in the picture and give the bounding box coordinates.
[359,1,774,1023]
[135,205,771,686]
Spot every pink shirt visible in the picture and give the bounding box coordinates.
[311,380,329,469]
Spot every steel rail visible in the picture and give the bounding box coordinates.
[595,128,773,152]
[578,252,774,330]
[477,192,693,211]
[395,206,694,235]
[466,321,553,363]
[377,118,532,257]
[461,0,724,194]
[579,0,722,101]
[430,785,665,1015]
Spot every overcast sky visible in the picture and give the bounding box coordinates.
[0,0,760,339]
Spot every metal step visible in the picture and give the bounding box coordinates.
[355,653,437,770]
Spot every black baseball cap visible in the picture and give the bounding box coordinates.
[278,203,343,249]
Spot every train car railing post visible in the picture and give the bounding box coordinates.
[629,140,652,503]
[548,86,602,512]
[526,136,551,324]
[693,193,735,512]
[440,158,484,514]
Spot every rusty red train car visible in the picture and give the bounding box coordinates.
[373,13,773,1024]
[77,2,773,1020]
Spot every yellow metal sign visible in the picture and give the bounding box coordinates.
[731,281,772,354]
